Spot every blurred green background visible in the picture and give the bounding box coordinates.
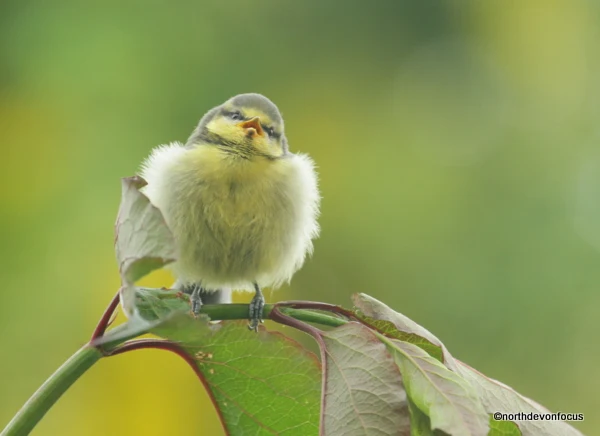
[1,0,598,434]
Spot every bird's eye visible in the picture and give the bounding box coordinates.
[264,126,274,137]
[229,111,242,121]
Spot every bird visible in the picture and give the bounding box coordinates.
[139,93,320,330]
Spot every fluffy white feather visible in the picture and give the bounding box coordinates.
[139,142,320,292]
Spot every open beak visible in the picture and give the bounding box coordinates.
[237,117,264,137]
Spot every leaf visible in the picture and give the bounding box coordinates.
[113,176,178,324]
[407,399,450,436]
[134,287,190,320]
[98,176,183,346]
[354,312,444,363]
[353,294,584,436]
[352,294,459,371]
[456,362,583,436]
[320,322,411,436]
[487,416,521,436]
[114,176,177,287]
[154,319,322,436]
[94,287,192,349]
[384,339,489,436]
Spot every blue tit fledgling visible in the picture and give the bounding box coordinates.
[139,93,320,330]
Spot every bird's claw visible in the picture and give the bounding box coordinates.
[190,286,203,318]
[248,293,265,331]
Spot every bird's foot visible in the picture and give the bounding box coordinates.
[189,285,203,317]
[248,284,265,331]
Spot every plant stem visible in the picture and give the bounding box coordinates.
[278,307,347,327]
[91,289,121,341]
[1,346,102,436]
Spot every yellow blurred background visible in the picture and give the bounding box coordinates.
[1,0,598,434]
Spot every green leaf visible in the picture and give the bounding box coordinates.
[114,176,177,287]
[134,287,189,320]
[154,319,322,436]
[407,399,450,436]
[384,338,489,436]
[93,287,191,349]
[354,311,444,363]
[487,416,521,436]
[103,285,322,435]
[320,322,411,435]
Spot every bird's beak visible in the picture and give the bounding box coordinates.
[237,117,264,137]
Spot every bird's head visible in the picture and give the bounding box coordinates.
[187,93,287,159]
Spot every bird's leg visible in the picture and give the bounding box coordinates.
[248,282,265,331]
[182,283,203,317]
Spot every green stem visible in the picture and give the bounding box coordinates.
[132,289,350,328]
[196,304,347,327]
[278,307,347,327]
[1,346,102,436]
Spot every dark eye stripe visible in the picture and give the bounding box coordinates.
[262,124,280,139]
[222,110,280,138]
[222,109,244,120]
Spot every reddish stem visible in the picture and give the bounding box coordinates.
[269,306,329,436]
[90,289,121,342]
[275,300,413,342]
[107,338,229,435]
